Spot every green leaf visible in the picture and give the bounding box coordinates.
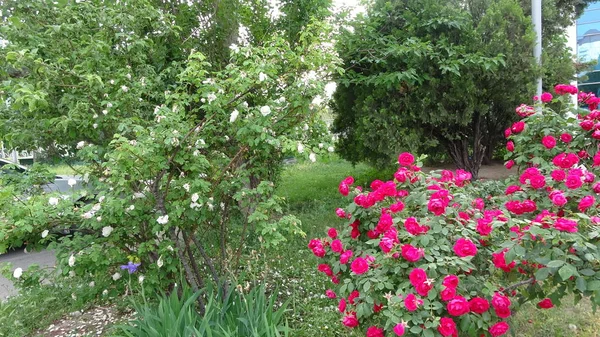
[546,260,565,268]
[587,280,600,291]
[576,277,587,292]
[535,268,550,281]
[558,264,576,281]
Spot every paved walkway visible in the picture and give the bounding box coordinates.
[0,249,56,300]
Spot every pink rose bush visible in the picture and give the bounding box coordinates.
[309,85,600,336]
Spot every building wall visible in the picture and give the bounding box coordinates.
[577,1,600,95]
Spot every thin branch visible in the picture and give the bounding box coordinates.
[502,277,535,294]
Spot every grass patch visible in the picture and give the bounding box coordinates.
[0,282,90,336]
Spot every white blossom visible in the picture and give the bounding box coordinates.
[13,268,23,279]
[193,150,200,156]
[112,272,121,281]
[309,153,316,163]
[93,113,98,119]
[69,270,76,277]
[89,281,95,287]
[48,197,59,206]
[318,143,324,148]
[157,215,169,225]
[102,226,113,237]
[68,179,77,187]
[82,212,93,219]
[93,123,98,129]
[260,106,271,116]
[109,79,115,85]
[68,254,76,267]
[324,82,337,98]
[138,275,145,284]
[183,183,190,192]
[102,289,109,296]
[121,85,129,92]
[133,192,145,199]
[207,93,217,103]
[191,193,199,203]
[259,72,268,82]
[328,146,335,153]
[102,109,108,115]
[41,230,49,238]
[92,203,101,212]
[107,102,113,108]
[98,196,105,203]
[157,256,164,268]
[126,73,132,80]
[230,109,239,123]
[297,143,304,153]
[96,216,102,222]
[127,205,135,211]
[76,141,85,149]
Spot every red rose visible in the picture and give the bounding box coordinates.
[506,141,515,152]
[404,293,422,311]
[440,287,456,301]
[578,195,595,212]
[442,275,459,288]
[348,290,360,305]
[318,264,333,276]
[511,121,525,133]
[327,227,338,239]
[398,152,415,167]
[550,169,566,182]
[393,322,407,336]
[554,218,578,233]
[342,312,358,328]
[409,268,427,287]
[437,317,457,337]
[491,293,511,318]
[537,298,554,309]
[541,92,553,102]
[340,250,353,264]
[469,297,490,314]
[565,175,583,189]
[560,133,573,143]
[325,289,336,298]
[331,239,343,253]
[453,238,478,257]
[366,326,384,337]
[447,296,470,316]
[552,153,579,169]
[489,321,510,337]
[529,174,546,189]
[338,183,349,196]
[492,250,516,272]
[505,160,515,169]
[541,135,556,149]
[427,198,447,216]
[338,298,346,312]
[343,176,354,185]
[401,244,424,262]
[350,257,369,274]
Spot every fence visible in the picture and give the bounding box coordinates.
[0,143,35,164]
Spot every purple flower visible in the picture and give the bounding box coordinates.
[120,262,141,274]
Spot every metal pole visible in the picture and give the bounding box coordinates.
[532,0,543,97]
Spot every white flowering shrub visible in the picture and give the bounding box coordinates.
[0,24,340,306]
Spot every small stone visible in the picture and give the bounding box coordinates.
[568,324,577,331]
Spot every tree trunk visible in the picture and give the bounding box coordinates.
[443,113,486,180]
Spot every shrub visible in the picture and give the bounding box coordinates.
[310,86,600,336]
